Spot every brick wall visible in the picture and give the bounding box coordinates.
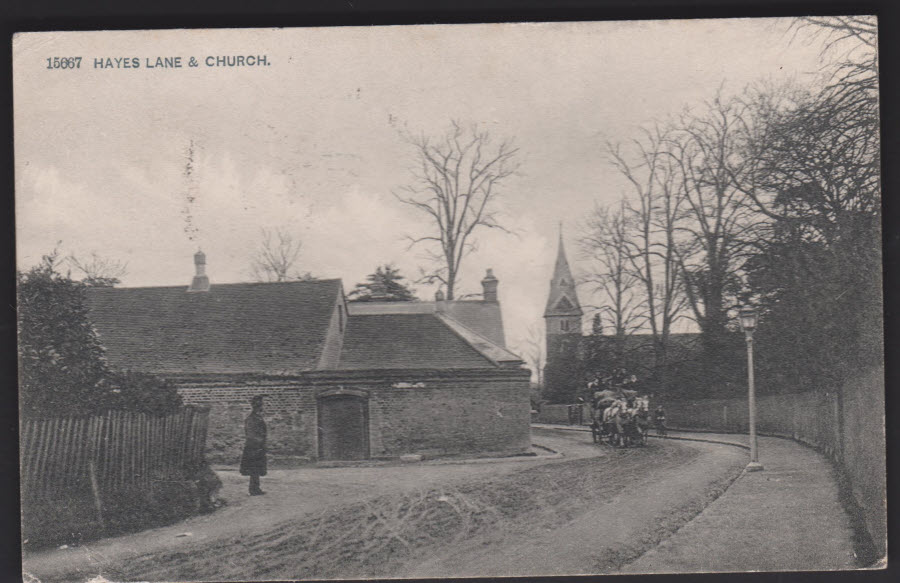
[660,367,886,561]
[174,368,531,464]
[177,380,317,464]
[366,374,531,458]
[533,403,589,425]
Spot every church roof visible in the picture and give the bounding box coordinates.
[544,232,583,317]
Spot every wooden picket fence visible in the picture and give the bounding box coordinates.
[20,407,209,501]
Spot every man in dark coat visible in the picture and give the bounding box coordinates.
[240,395,268,495]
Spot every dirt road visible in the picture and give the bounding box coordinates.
[23,428,747,581]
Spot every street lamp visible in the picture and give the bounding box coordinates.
[739,306,764,472]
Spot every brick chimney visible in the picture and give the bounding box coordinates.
[481,268,498,302]
[188,250,210,292]
[435,288,446,312]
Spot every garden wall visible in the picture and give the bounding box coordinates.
[533,403,589,425]
[660,367,885,561]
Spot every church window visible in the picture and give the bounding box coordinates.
[561,319,569,332]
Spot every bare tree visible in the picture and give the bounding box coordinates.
[668,93,764,352]
[580,201,645,361]
[608,125,689,392]
[735,84,879,251]
[792,16,877,109]
[395,121,519,299]
[514,322,546,389]
[67,252,128,287]
[250,227,309,282]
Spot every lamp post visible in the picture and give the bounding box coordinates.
[739,306,764,472]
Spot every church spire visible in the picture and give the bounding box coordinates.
[544,226,582,318]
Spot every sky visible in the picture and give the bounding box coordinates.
[13,19,833,355]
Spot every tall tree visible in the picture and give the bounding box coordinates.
[581,201,644,366]
[668,93,763,390]
[348,264,417,302]
[609,126,688,394]
[792,16,877,110]
[396,121,519,299]
[735,28,881,393]
[250,227,312,282]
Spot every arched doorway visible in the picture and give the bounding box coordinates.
[317,389,369,461]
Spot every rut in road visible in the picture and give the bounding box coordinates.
[92,442,699,582]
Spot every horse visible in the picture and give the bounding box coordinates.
[631,408,650,446]
[590,390,617,445]
[605,400,649,447]
[602,401,628,447]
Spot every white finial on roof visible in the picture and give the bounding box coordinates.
[188,249,210,292]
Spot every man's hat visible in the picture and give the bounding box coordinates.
[251,395,267,406]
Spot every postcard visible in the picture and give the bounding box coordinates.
[14,18,884,581]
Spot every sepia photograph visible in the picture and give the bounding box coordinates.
[13,16,885,581]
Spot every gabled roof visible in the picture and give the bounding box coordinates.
[435,314,522,367]
[338,313,497,369]
[544,232,583,318]
[85,279,343,375]
[348,300,507,347]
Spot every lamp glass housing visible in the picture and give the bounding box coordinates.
[739,307,758,332]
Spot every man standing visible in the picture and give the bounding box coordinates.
[240,395,268,495]
[654,405,667,437]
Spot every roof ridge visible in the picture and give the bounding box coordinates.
[88,278,343,292]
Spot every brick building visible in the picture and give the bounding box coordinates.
[85,252,530,463]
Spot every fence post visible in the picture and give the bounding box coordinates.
[88,460,105,531]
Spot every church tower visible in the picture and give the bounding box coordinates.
[543,228,584,403]
[544,229,583,338]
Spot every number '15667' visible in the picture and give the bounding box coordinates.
[46,57,82,69]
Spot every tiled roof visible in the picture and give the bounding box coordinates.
[339,313,495,370]
[435,314,522,366]
[85,280,342,374]
[442,302,507,347]
[348,300,507,347]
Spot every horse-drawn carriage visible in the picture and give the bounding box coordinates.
[589,389,650,447]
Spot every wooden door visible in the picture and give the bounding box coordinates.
[318,395,369,461]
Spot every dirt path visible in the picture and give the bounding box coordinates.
[23,429,745,582]
[397,438,747,578]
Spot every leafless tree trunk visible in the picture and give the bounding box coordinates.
[515,323,546,389]
[67,252,128,287]
[581,200,645,363]
[668,93,763,351]
[250,227,305,282]
[395,121,519,300]
[608,126,688,392]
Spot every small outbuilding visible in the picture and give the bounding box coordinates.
[85,253,531,463]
